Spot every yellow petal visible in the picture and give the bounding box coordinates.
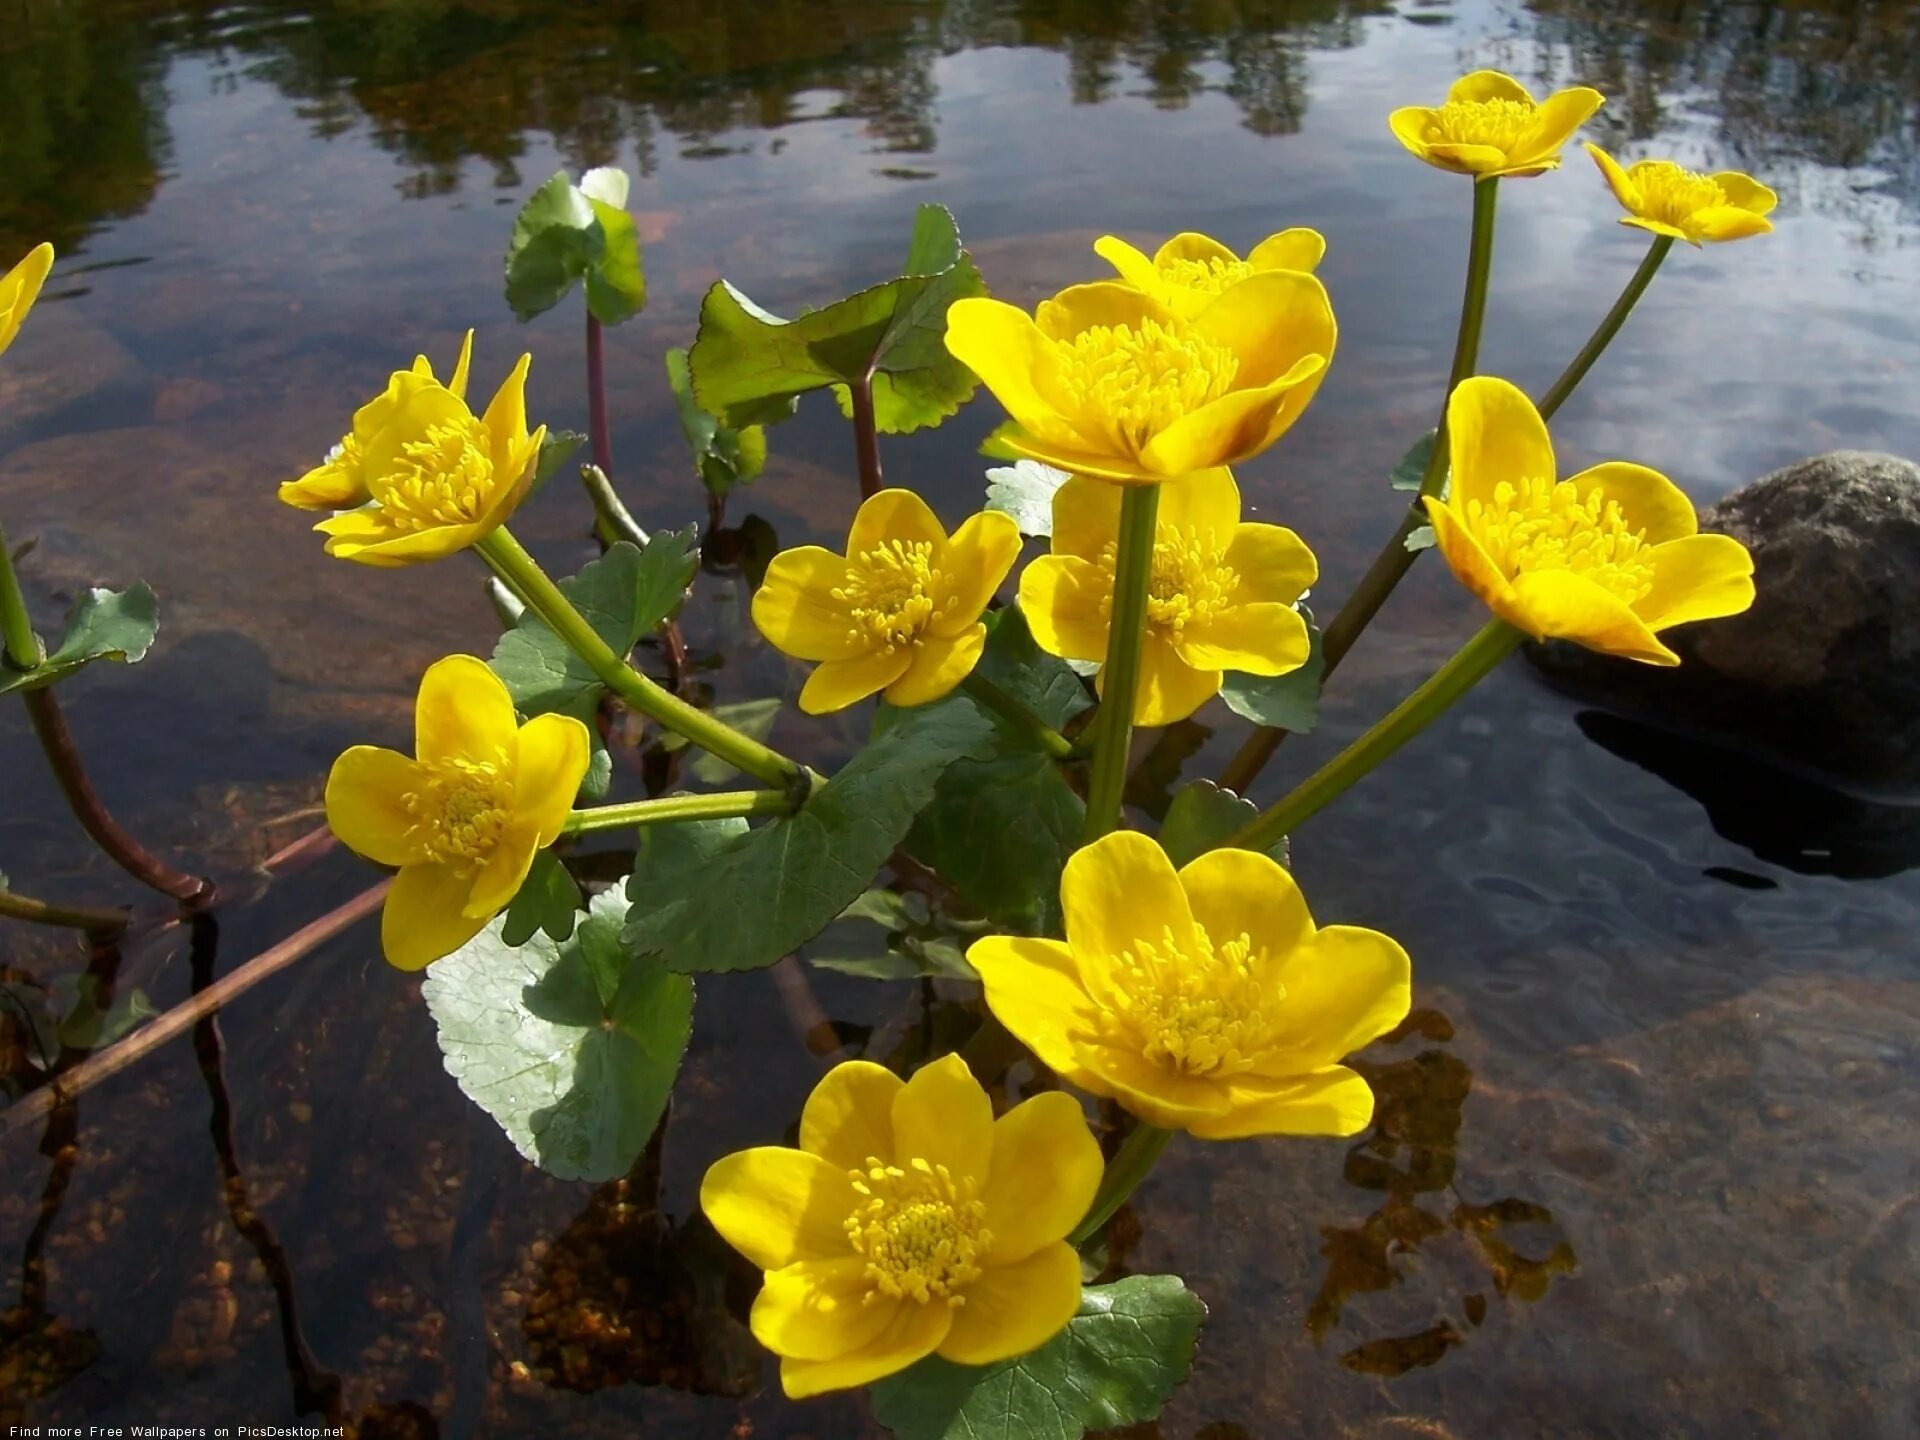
[1261,924,1413,1074]
[1387,106,1440,163]
[1248,228,1326,274]
[415,654,518,765]
[753,547,864,662]
[1048,473,1124,563]
[1634,533,1756,632]
[1176,845,1314,960]
[1508,569,1678,663]
[1032,281,1167,344]
[1622,216,1694,244]
[1690,207,1774,244]
[1152,231,1239,269]
[0,242,55,356]
[799,649,912,714]
[800,1060,904,1168]
[752,1257,896,1362]
[778,1299,951,1399]
[938,1243,1083,1366]
[1564,461,1698,544]
[890,1053,993,1184]
[1422,142,1516,177]
[1154,465,1240,543]
[1060,831,1193,982]
[884,627,985,707]
[1139,357,1325,477]
[382,862,491,971]
[994,425,1162,486]
[324,746,429,867]
[944,297,1082,446]
[1711,171,1778,216]
[1190,1064,1377,1140]
[473,421,544,537]
[967,936,1097,1077]
[1092,234,1163,295]
[849,487,946,558]
[700,1146,856,1271]
[319,515,487,568]
[1424,495,1523,622]
[1511,86,1606,168]
[1126,630,1221,725]
[934,510,1023,633]
[1447,70,1534,106]
[1446,375,1557,513]
[1221,522,1317,606]
[447,329,475,400]
[1018,556,1111,663]
[513,711,592,845]
[979,1093,1103,1263]
[1177,600,1307,676]
[359,384,475,494]
[279,447,366,511]
[463,817,542,921]
[1584,142,1641,212]
[1068,1041,1233,1129]
[1190,269,1336,390]
[481,352,534,456]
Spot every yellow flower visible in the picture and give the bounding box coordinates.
[280,331,475,511]
[968,833,1410,1140]
[1094,229,1325,318]
[752,489,1021,714]
[1584,144,1777,246]
[945,273,1335,485]
[1019,467,1315,725]
[1389,71,1604,180]
[325,655,589,970]
[0,243,55,358]
[1423,377,1755,665]
[311,344,546,566]
[700,1054,1101,1398]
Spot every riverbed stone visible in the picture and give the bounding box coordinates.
[1528,451,1920,789]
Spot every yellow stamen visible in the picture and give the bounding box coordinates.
[406,754,513,870]
[375,414,496,530]
[832,540,956,652]
[1094,529,1239,641]
[1423,96,1538,154]
[1157,255,1253,296]
[845,1156,991,1306]
[1627,161,1727,226]
[1097,924,1282,1077]
[1050,317,1238,456]
[1467,476,1654,603]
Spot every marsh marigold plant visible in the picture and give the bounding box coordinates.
[1584,144,1778,246]
[1095,229,1324,318]
[326,655,589,969]
[1424,376,1756,664]
[968,833,1411,1139]
[0,243,55,358]
[752,489,1021,714]
[945,273,1335,485]
[1021,468,1316,724]
[1390,70,1603,180]
[700,1054,1102,1397]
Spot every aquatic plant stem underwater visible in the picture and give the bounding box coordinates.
[0,884,129,938]
[474,527,815,801]
[1069,1122,1174,1247]
[561,788,794,836]
[1225,619,1523,855]
[1082,483,1163,841]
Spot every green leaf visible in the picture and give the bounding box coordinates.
[504,169,646,325]
[688,203,986,434]
[665,348,768,498]
[53,975,158,1051]
[623,699,996,974]
[975,606,1092,735]
[0,583,159,697]
[1159,780,1259,866]
[532,430,586,495]
[985,460,1070,538]
[1219,614,1323,734]
[1389,431,1436,491]
[659,698,783,787]
[906,753,1080,932]
[868,1275,1207,1440]
[423,889,694,1181]
[501,850,583,947]
[1404,523,1437,552]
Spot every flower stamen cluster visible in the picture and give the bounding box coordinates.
[846,1156,991,1306]
[1156,254,1254,296]
[1097,924,1280,1078]
[380,415,498,530]
[1625,161,1729,230]
[1422,96,1538,152]
[406,754,514,870]
[1051,318,1239,458]
[832,539,957,652]
[1466,475,1654,604]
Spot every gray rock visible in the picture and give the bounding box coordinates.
[1528,451,1920,790]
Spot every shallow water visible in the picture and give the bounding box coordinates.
[2,0,1919,1434]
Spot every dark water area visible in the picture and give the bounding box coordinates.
[2,0,1918,1434]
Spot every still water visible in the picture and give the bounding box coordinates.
[2,0,1918,1434]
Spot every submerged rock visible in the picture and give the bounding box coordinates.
[1529,451,1920,790]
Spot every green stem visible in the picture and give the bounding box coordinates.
[475,527,813,803]
[0,886,128,938]
[0,516,44,671]
[562,789,792,837]
[1224,620,1522,855]
[1537,234,1674,421]
[1069,1123,1173,1248]
[1082,484,1161,842]
[960,672,1075,761]
[580,463,651,549]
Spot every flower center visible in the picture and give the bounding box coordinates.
[1094,531,1240,641]
[407,755,513,871]
[1050,318,1239,456]
[832,540,955,652]
[1466,476,1655,604]
[1097,924,1281,1077]
[1424,97,1537,154]
[374,413,496,531]
[845,1156,991,1306]
[1629,161,1727,226]
[1157,255,1253,297]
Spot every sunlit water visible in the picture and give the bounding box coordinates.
[2,1,1918,1434]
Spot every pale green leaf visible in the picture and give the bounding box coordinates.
[985,460,1070,538]
[665,347,768,498]
[0,583,160,697]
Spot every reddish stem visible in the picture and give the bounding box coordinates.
[586,313,614,479]
[849,370,884,499]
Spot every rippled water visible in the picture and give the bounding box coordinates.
[2,1,1918,1434]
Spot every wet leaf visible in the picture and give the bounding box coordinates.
[52,975,158,1050]
[505,169,647,324]
[1159,780,1258,866]
[660,697,783,786]
[868,1275,1207,1440]
[688,203,985,433]
[0,583,159,697]
[985,460,1070,538]
[907,753,1081,931]
[424,889,693,1182]
[666,348,768,498]
[1219,614,1322,734]
[1389,430,1436,491]
[974,606,1092,735]
[623,699,996,974]
[532,430,586,495]
[501,849,582,946]
[1404,523,1437,552]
